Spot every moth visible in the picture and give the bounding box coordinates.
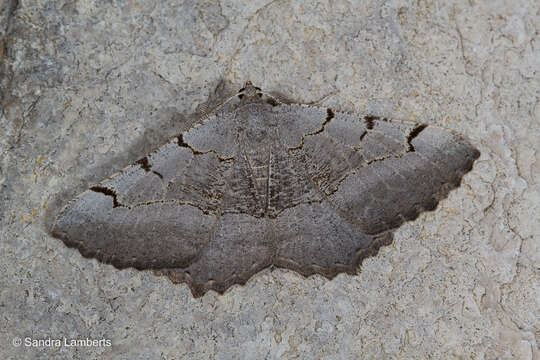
[52,82,480,297]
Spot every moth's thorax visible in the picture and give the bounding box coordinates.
[235,102,277,143]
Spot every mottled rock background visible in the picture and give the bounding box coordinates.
[1,0,538,358]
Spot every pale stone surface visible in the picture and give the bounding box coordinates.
[1,0,538,359]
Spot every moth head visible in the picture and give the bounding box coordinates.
[237,80,263,101]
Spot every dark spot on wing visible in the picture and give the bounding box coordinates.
[407,124,427,152]
[136,157,152,172]
[326,108,335,121]
[359,131,368,141]
[90,186,122,208]
[176,134,204,155]
[364,115,379,129]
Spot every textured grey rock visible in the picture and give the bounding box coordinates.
[1,0,538,359]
